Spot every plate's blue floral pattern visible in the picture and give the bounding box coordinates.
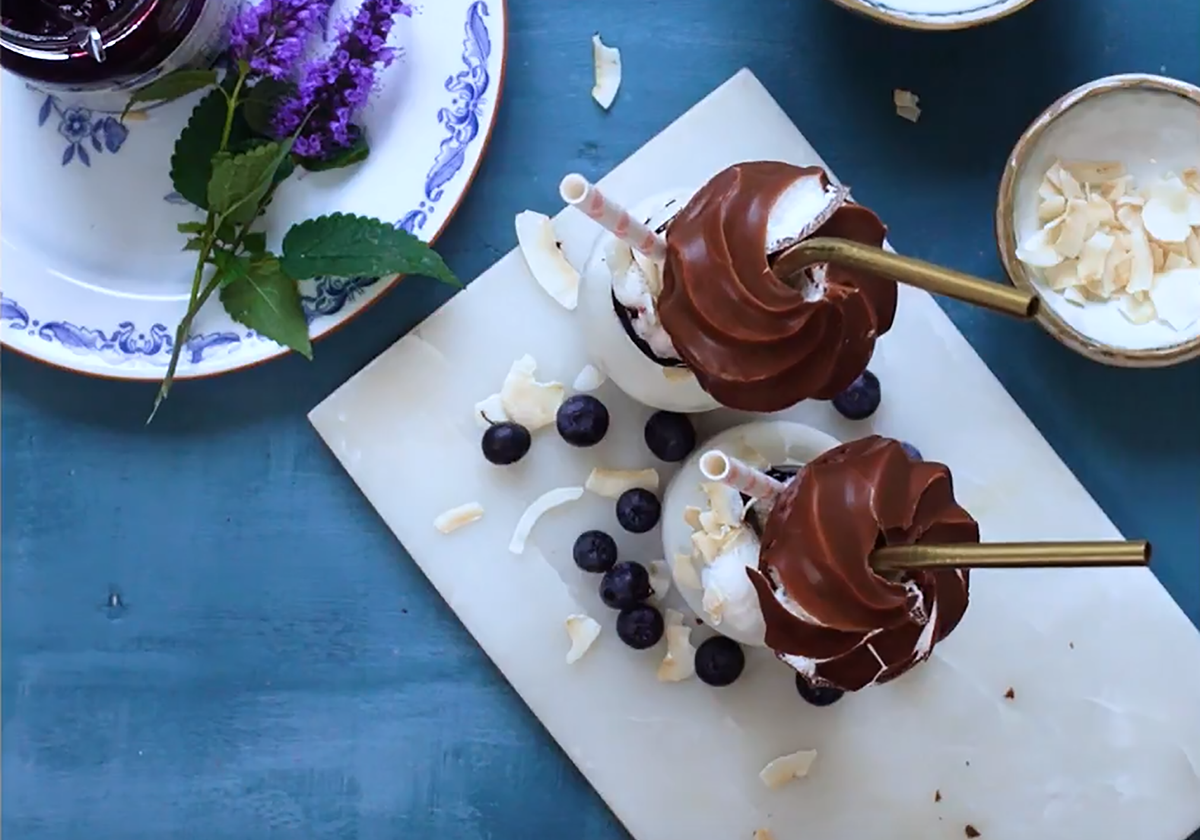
[1,296,242,365]
[3,0,495,368]
[38,95,130,167]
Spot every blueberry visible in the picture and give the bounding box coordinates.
[900,441,922,461]
[695,636,746,687]
[573,530,618,573]
[481,422,531,465]
[831,370,881,420]
[556,394,610,447]
[643,411,697,462]
[616,604,664,649]
[599,561,653,609]
[795,673,845,707]
[616,488,661,534]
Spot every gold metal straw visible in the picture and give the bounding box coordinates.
[870,540,1151,572]
[773,237,1039,319]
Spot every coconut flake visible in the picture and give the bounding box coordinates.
[585,467,660,499]
[691,530,722,564]
[1063,160,1126,183]
[1016,226,1063,268]
[500,355,565,431]
[701,482,744,527]
[509,486,584,554]
[657,610,696,682]
[1117,206,1156,293]
[1184,169,1200,225]
[753,831,776,840]
[1149,267,1200,331]
[1044,259,1079,291]
[1186,231,1200,266]
[474,393,509,429]
[1120,293,1158,326]
[515,211,580,309]
[433,502,484,534]
[1077,231,1115,286]
[572,363,606,392]
[893,89,921,123]
[760,749,819,790]
[1063,286,1087,306]
[591,34,621,110]
[565,614,602,664]
[1053,198,1092,258]
[701,583,726,624]
[1142,176,1193,243]
[648,560,672,602]
[631,249,663,296]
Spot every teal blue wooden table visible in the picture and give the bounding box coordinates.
[4,1,1199,837]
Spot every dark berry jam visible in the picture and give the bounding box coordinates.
[1,0,223,92]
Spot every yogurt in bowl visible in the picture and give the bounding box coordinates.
[996,74,1200,367]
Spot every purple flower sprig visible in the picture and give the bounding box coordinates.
[229,0,332,81]
[273,0,411,160]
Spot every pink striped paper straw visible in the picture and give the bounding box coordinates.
[559,173,667,261]
[699,450,787,501]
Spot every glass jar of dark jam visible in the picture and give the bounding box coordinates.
[1,0,232,93]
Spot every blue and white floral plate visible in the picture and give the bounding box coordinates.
[0,0,505,380]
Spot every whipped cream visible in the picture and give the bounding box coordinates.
[700,530,768,644]
[608,237,680,359]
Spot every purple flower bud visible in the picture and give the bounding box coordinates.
[273,0,411,159]
[230,0,333,81]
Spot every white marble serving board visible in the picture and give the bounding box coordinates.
[309,70,1200,840]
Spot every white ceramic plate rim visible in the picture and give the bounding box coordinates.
[830,0,1035,28]
[0,0,507,381]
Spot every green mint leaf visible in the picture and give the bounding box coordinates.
[297,129,369,173]
[219,255,312,359]
[241,79,295,137]
[228,137,296,186]
[280,213,460,287]
[170,90,231,210]
[123,69,217,118]
[207,140,293,225]
[214,217,239,245]
[212,250,251,288]
[183,236,204,252]
[242,231,268,256]
[177,221,207,235]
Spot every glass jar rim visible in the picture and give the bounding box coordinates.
[1,0,156,60]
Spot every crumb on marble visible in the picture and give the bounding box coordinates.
[1004,687,1016,700]
[965,825,981,838]
[934,790,942,803]
[1069,641,1075,649]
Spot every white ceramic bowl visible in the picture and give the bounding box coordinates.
[660,421,842,646]
[995,74,1200,367]
[827,0,1037,30]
